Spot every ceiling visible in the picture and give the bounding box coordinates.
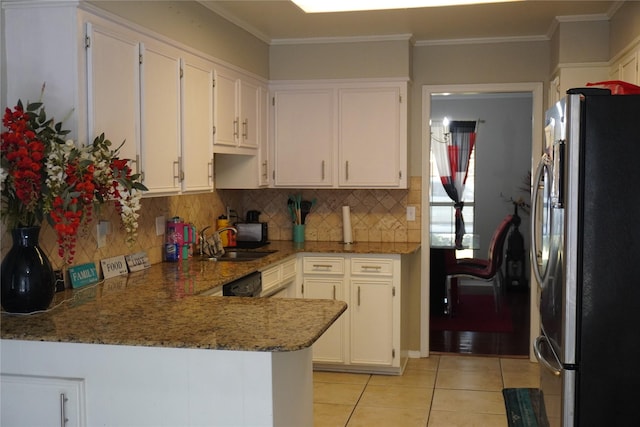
[199,0,619,44]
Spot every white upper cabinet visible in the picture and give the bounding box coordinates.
[271,80,408,189]
[86,19,141,174]
[214,80,269,189]
[139,39,182,195]
[273,88,335,187]
[619,48,639,85]
[338,86,405,187]
[213,66,262,154]
[84,11,216,196]
[181,54,214,192]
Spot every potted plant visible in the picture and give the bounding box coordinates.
[1,85,147,313]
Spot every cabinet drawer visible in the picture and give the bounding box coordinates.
[351,258,393,276]
[261,266,281,290]
[303,257,345,274]
[281,257,297,281]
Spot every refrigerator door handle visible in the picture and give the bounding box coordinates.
[534,335,562,376]
[531,154,551,288]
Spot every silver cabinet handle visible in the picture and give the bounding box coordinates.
[242,118,248,139]
[60,393,68,426]
[332,285,336,300]
[173,160,182,182]
[233,118,239,138]
[208,160,213,181]
[312,264,333,269]
[357,286,361,306]
[132,155,140,175]
[261,160,268,180]
[360,265,382,271]
[321,160,325,180]
[345,160,349,181]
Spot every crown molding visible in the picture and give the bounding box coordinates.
[271,33,414,46]
[415,34,547,47]
[197,0,271,44]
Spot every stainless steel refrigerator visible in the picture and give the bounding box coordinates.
[531,88,640,427]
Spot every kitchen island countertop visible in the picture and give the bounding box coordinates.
[0,240,419,352]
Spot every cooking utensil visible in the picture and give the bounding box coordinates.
[287,194,303,224]
[300,200,313,224]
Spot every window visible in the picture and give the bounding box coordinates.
[430,121,475,257]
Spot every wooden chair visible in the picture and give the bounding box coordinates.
[445,214,513,316]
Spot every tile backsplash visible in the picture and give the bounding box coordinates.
[1,177,421,270]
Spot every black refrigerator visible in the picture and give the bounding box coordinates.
[531,88,640,426]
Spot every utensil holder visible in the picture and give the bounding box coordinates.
[292,224,305,243]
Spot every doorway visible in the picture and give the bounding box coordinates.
[420,83,544,360]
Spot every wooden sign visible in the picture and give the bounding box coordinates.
[126,252,150,272]
[67,262,100,289]
[100,255,128,279]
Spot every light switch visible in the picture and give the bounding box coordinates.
[96,221,110,248]
[156,216,166,236]
[406,206,416,221]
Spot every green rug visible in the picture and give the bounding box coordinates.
[502,388,550,427]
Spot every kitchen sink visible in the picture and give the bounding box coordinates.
[201,250,277,262]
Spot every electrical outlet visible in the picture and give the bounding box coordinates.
[406,206,416,221]
[156,216,165,236]
[96,222,108,248]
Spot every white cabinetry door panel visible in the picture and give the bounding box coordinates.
[273,90,334,187]
[621,49,639,85]
[303,278,345,363]
[214,67,238,148]
[140,40,182,195]
[86,20,140,170]
[339,87,402,187]
[350,278,394,366]
[1,374,86,427]
[239,79,260,149]
[181,55,214,192]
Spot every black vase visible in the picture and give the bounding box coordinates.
[1,226,55,313]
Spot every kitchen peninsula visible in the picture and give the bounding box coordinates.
[1,240,418,426]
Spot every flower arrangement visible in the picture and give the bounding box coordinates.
[1,87,147,264]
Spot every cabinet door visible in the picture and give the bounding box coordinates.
[303,278,345,363]
[140,40,182,195]
[239,79,260,149]
[350,278,394,366]
[620,49,639,85]
[214,67,238,148]
[339,86,403,187]
[273,89,334,187]
[1,374,86,427]
[258,85,270,186]
[86,21,140,169]
[181,55,214,192]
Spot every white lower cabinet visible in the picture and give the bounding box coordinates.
[302,254,404,374]
[260,255,297,297]
[1,374,86,427]
[304,277,346,363]
[350,277,395,366]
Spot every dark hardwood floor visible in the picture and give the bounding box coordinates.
[430,282,531,357]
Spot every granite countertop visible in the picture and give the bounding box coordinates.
[0,240,419,352]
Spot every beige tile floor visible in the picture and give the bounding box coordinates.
[313,355,540,427]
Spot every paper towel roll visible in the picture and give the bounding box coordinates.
[342,206,353,244]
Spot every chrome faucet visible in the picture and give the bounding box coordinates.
[199,226,212,256]
[200,226,237,259]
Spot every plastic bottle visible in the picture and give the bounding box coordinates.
[165,226,179,262]
[217,215,229,247]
